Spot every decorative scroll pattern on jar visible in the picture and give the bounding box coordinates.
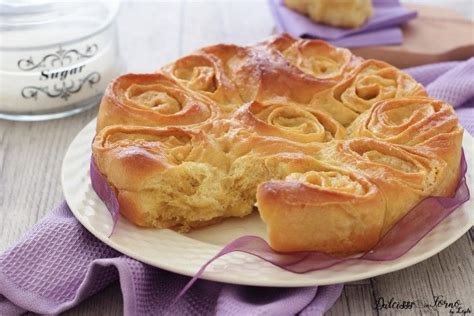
[0,0,122,121]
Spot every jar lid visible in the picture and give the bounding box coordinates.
[0,0,120,50]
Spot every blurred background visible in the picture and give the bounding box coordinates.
[117,0,473,73]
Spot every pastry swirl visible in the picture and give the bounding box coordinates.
[348,98,460,144]
[348,97,463,195]
[93,33,464,254]
[162,53,243,112]
[234,101,345,142]
[331,138,447,232]
[97,74,214,131]
[332,60,427,114]
[278,38,358,80]
[258,161,385,254]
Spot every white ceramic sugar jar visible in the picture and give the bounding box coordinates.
[0,0,122,121]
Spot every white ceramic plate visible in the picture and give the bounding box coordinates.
[62,119,474,287]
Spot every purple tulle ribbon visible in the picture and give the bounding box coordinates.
[89,150,470,302]
[90,159,120,236]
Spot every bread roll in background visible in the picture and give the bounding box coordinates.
[284,0,373,28]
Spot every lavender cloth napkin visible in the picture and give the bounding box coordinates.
[268,0,417,48]
[0,203,343,316]
[0,58,473,315]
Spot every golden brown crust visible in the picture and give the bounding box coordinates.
[347,97,463,197]
[234,101,346,143]
[257,163,385,254]
[330,60,427,113]
[161,52,243,112]
[329,138,450,233]
[96,73,216,132]
[277,39,362,81]
[92,33,464,254]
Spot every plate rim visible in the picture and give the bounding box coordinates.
[62,118,474,287]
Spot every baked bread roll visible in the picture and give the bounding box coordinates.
[269,37,359,80]
[347,97,463,200]
[327,60,427,115]
[93,33,463,254]
[331,139,449,234]
[234,101,346,143]
[93,125,232,230]
[284,0,373,28]
[96,73,215,132]
[161,52,243,112]
[257,162,385,254]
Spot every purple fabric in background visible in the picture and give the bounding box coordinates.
[0,58,473,315]
[268,0,418,47]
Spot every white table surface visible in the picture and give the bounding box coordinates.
[0,1,472,315]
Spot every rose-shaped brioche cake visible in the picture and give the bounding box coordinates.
[93,33,464,254]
